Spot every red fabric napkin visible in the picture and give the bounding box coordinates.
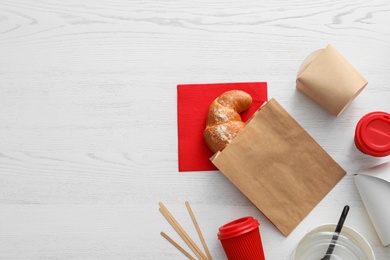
[177,82,268,171]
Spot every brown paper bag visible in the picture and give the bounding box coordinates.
[211,99,346,236]
[296,44,367,116]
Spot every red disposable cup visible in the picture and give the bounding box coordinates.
[354,111,390,157]
[217,216,265,260]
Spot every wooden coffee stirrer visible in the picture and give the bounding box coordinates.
[159,204,205,259]
[185,201,212,260]
[160,232,196,260]
[159,202,212,260]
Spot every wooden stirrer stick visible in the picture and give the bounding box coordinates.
[185,201,212,260]
[160,232,196,260]
[159,202,208,260]
[159,207,198,258]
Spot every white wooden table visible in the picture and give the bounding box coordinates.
[1,0,390,259]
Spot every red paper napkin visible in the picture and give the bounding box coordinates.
[177,82,268,171]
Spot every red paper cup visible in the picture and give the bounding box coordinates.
[218,216,265,260]
[354,111,390,157]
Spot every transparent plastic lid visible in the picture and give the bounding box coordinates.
[291,225,375,260]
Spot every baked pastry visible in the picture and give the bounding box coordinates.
[204,90,252,153]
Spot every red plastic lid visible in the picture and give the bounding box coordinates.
[218,216,259,240]
[355,111,390,157]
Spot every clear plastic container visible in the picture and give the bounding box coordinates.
[291,224,375,260]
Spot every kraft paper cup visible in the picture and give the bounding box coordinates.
[355,111,390,157]
[296,44,368,116]
[291,224,375,260]
[218,216,265,260]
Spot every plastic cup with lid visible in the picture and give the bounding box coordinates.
[291,224,375,260]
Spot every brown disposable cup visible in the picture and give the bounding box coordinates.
[217,216,265,260]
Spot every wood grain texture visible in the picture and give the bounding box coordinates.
[1,0,390,259]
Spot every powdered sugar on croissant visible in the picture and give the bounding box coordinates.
[204,90,252,153]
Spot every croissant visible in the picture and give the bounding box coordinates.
[204,90,252,153]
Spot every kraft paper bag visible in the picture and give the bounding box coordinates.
[296,44,367,116]
[211,99,346,236]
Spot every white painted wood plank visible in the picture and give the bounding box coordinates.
[0,0,389,259]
